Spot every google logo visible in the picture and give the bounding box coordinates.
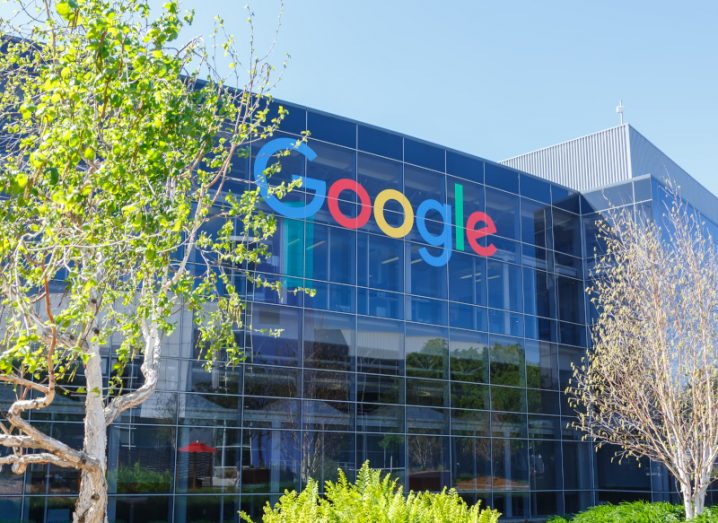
[254,138,497,268]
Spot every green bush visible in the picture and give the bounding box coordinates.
[547,501,718,522]
[240,461,501,523]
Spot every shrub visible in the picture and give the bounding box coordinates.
[240,461,501,523]
[547,501,718,522]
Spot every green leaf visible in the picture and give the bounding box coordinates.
[14,173,28,189]
[56,2,72,19]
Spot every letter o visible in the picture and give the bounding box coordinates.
[328,179,372,229]
[373,189,414,238]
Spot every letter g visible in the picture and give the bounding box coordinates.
[253,138,326,219]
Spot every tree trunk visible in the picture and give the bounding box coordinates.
[74,466,108,523]
[74,343,108,523]
[681,483,708,520]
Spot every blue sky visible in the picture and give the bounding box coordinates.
[187,0,717,193]
[4,1,717,193]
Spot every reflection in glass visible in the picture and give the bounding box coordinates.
[490,336,526,386]
[488,260,522,313]
[300,431,355,487]
[407,406,449,435]
[408,435,450,491]
[452,437,491,491]
[451,382,489,411]
[303,370,353,402]
[357,403,405,433]
[491,386,527,413]
[521,198,552,248]
[357,433,405,477]
[358,233,404,292]
[175,426,239,494]
[244,365,299,398]
[449,251,487,306]
[492,439,529,491]
[303,310,355,371]
[357,373,403,405]
[356,317,404,375]
[486,187,520,239]
[407,379,448,407]
[406,324,448,379]
[110,425,175,495]
[241,429,300,494]
[450,330,489,383]
[529,440,563,490]
[246,304,301,367]
[525,340,558,390]
[451,409,490,437]
[562,442,594,490]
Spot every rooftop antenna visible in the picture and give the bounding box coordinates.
[616,99,625,125]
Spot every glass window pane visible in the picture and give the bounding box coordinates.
[301,431,355,485]
[357,317,404,375]
[359,232,404,292]
[242,397,300,430]
[407,406,449,435]
[488,261,522,312]
[240,429,301,494]
[492,413,528,438]
[405,164,446,204]
[451,409,490,437]
[553,208,582,256]
[306,140,356,187]
[520,174,551,203]
[305,224,356,285]
[407,378,449,407]
[492,439,529,490]
[447,152,483,183]
[357,373,404,405]
[451,381,489,410]
[452,437,491,492]
[557,276,585,324]
[357,403,405,433]
[307,112,355,147]
[247,305,301,367]
[358,125,402,159]
[525,340,559,390]
[485,164,519,194]
[112,425,175,494]
[521,198,552,248]
[357,153,402,202]
[175,426,239,494]
[408,436,450,490]
[303,369,354,402]
[449,251,487,306]
[408,243,448,299]
[562,442,594,490]
[406,324,449,379]
[357,434,405,480]
[244,365,299,398]
[404,139,444,172]
[490,336,526,386]
[528,415,562,440]
[303,311,355,371]
[529,440,563,490]
[491,386,526,413]
[450,330,489,384]
[486,188,520,240]
[303,400,354,431]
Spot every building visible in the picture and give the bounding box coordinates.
[1,103,716,522]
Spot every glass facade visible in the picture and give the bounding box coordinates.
[2,103,715,522]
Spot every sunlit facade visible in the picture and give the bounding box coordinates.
[1,105,716,522]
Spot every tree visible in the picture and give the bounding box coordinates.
[0,1,296,521]
[568,193,718,519]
